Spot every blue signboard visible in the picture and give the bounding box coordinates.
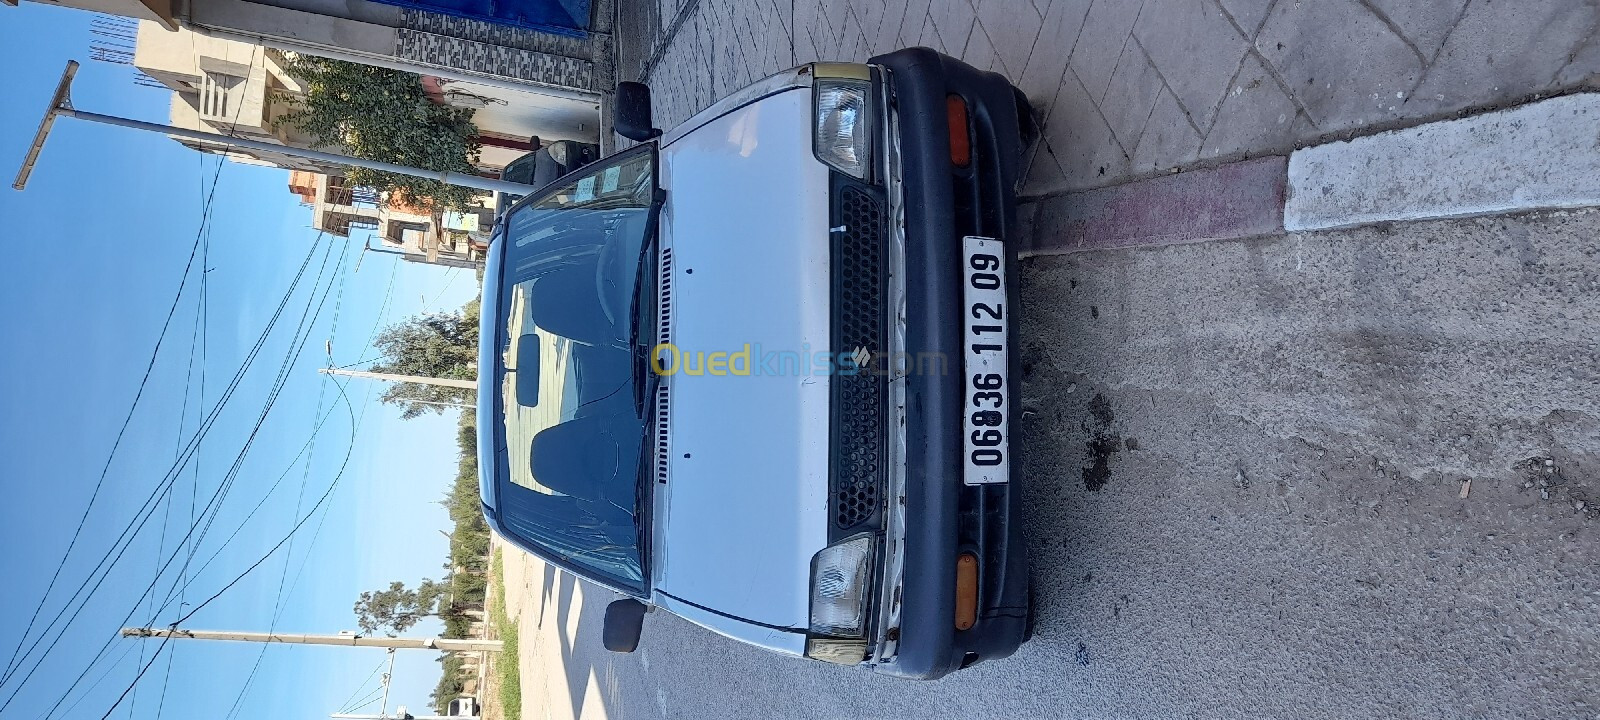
[375,0,590,36]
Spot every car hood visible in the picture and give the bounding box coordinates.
[650,86,833,632]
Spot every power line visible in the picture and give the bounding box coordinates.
[54,638,138,719]
[424,267,464,309]
[0,226,204,688]
[132,231,211,718]
[365,259,401,350]
[71,349,358,720]
[334,353,394,370]
[80,259,353,720]
[176,246,355,628]
[222,255,352,720]
[7,234,328,709]
[335,658,391,714]
[42,233,350,720]
[343,686,387,715]
[153,194,212,720]
[156,238,350,606]
[96,376,360,720]
[10,233,337,716]
[1,39,261,703]
[178,378,357,628]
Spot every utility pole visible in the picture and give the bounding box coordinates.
[401,398,477,410]
[13,61,540,195]
[332,713,470,720]
[319,367,477,390]
[119,627,502,652]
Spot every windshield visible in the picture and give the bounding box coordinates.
[487,146,657,592]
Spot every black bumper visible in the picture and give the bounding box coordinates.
[869,47,1030,679]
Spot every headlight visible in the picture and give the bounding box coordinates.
[546,141,569,166]
[813,79,872,178]
[803,534,874,665]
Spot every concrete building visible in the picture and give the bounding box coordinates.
[125,23,535,269]
[131,20,594,171]
[289,171,488,269]
[132,22,345,172]
[14,0,613,121]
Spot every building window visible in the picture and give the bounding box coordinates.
[200,71,245,120]
[387,220,430,249]
[324,176,354,206]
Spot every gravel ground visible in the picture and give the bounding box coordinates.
[509,208,1600,720]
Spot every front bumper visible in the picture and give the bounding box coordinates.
[868,47,1030,679]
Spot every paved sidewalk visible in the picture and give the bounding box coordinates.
[617,0,1600,196]
[493,537,622,720]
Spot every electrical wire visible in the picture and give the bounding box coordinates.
[0,224,204,689]
[95,375,359,720]
[47,234,347,719]
[152,197,212,720]
[425,267,463,309]
[92,374,360,720]
[334,658,390,714]
[130,211,212,718]
[53,639,138,719]
[334,353,394,370]
[0,47,255,684]
[342,686,387,715]
[220,246,355,720]
[9,233,335,716]
[151,238,349,608]
[0,40,261,704]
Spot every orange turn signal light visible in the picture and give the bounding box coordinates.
[954,553,979,631]
[947,95,972,168]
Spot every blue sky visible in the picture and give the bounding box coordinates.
[0,5,482,718]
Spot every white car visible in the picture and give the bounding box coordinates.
[478,47,1032,679]
[446,696,479,716]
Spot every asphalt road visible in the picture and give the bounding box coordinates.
[531,208,1600,720]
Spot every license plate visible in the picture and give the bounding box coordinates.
[962,236,1009,486]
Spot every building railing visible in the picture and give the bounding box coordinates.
[323,178,381,209]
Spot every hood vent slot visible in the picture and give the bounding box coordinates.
[652,244,673,485]
[656,246,674,347]
[654,384,671,484]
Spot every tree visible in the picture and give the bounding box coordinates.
[370,300,480,419]
[275,56,482,210]
[353,579,449,636]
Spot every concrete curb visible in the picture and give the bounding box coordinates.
[1021,157,1286,258]
[1022,91,1600,256]
[1285,92,1600,232]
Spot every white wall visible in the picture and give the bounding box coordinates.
[438,77,601,144]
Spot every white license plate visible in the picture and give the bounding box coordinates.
[961,236,1009,485]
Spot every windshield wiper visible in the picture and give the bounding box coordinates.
[633,433,655,580]
[629,188,668,418]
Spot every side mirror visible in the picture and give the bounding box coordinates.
[602,598,647,652]
[514,333,541,408]
[615,82,661,142]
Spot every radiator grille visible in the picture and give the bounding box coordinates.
[830,182,888,533]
